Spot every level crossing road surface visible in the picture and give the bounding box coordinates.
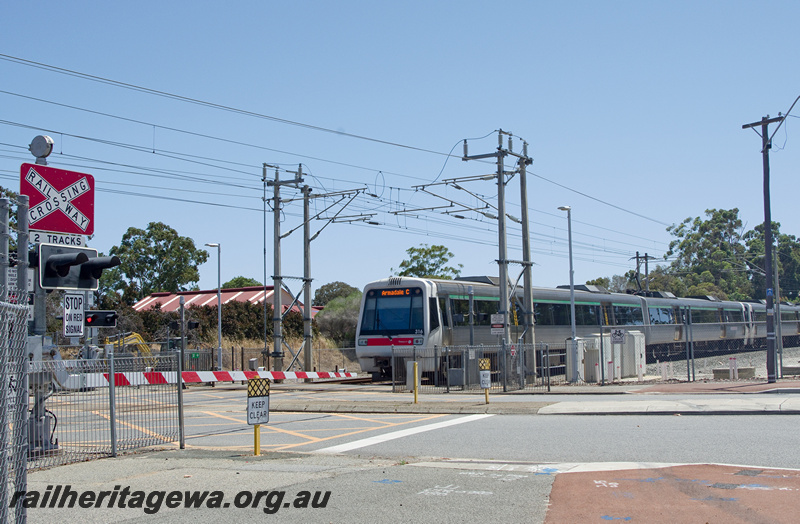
[23,381,800,523]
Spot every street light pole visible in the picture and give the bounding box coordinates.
[558,206,578,383]
[205,242,222,371]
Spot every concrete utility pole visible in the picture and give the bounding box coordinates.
[518,141,535,346]
[462,130,534,345]
[742,115,783,384]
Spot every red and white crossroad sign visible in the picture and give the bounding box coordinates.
[20,163,95,236]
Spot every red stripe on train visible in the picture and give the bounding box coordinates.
[366,338,414,346]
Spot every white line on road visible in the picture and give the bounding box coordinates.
[315,414,495,454]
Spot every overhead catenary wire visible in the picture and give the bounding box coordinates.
[0,59,676,274]
[0,57,673,228]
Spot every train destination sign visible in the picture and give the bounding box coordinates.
[20,163,95,236]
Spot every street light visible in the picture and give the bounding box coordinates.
[558,206,579,383]
[205,242,222,371]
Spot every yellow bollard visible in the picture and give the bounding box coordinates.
[254,424,261,456]
[413,361,419,404]
[485,387,489,405]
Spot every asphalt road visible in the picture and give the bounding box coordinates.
[20,384,800,523]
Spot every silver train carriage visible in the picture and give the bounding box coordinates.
[355,276,800,377]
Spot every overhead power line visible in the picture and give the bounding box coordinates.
[0,55,672,228]
[0,53,450,157]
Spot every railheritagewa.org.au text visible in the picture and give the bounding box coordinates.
[11,485,331,515]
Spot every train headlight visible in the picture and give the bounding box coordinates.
[358,339,368,346]
[414,338,424,345]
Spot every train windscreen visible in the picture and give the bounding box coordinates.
[359,287,425,336]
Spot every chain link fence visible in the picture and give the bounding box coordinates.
[389,343,569,394]
[226,346,361,374]
[0,300,31,524]
[27,353,179,471]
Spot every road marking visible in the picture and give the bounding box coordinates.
[315,414,494,454]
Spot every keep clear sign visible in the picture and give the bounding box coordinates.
[247,377,270,425]
[63,292,85,337]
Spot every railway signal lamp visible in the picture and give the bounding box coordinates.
[36,243,120,290]
[85,310,118,328]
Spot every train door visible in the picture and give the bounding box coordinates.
[438,296,452,346]
[672,306,683,341]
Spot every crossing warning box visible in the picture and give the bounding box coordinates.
[247,377,270,425]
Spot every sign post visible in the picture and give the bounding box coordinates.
[247,377,270,456]
[479,358,491,404]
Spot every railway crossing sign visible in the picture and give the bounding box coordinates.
[20,163,95,236]
[247,377,270,425]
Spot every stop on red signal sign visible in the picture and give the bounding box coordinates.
[20,163,95,236]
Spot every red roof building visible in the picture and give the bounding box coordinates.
[133,286,322,317]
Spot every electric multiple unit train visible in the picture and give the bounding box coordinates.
[355,276,800,378]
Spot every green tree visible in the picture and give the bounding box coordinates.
[666,208,752,299]
[313,281,358,306]
[103,222,209,304]
[744,222,800,302]
[585,277,610,289]
[315,291,362,345]
[223,276,261,288]
[585,274,635,293]
[392,244,463,279]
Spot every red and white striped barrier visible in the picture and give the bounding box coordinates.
[64,370,357,389]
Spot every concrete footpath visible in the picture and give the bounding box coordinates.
[20,378,800,523]
[265,378,800,415]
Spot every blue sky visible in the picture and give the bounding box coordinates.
[2,1,799,297]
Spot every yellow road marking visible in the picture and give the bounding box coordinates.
[92,411,173,443]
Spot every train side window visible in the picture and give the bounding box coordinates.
[648,307,674,325]
[449,298,497,326]
[534,302,570,325]
[474,300,497,326]
[613,305,643,325]
[690,308,719,324]
[451,299,469,326]
[533,302,551,325]
[576,304,599,326]
[429,297,440,331]
[725,310,745,323]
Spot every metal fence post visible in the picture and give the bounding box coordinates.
[109,344,117,457]
[391,345,396,393]
[434,345,439,387]
[445,346,450,393]
[177,297,185,449]
[502,339,508,393]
